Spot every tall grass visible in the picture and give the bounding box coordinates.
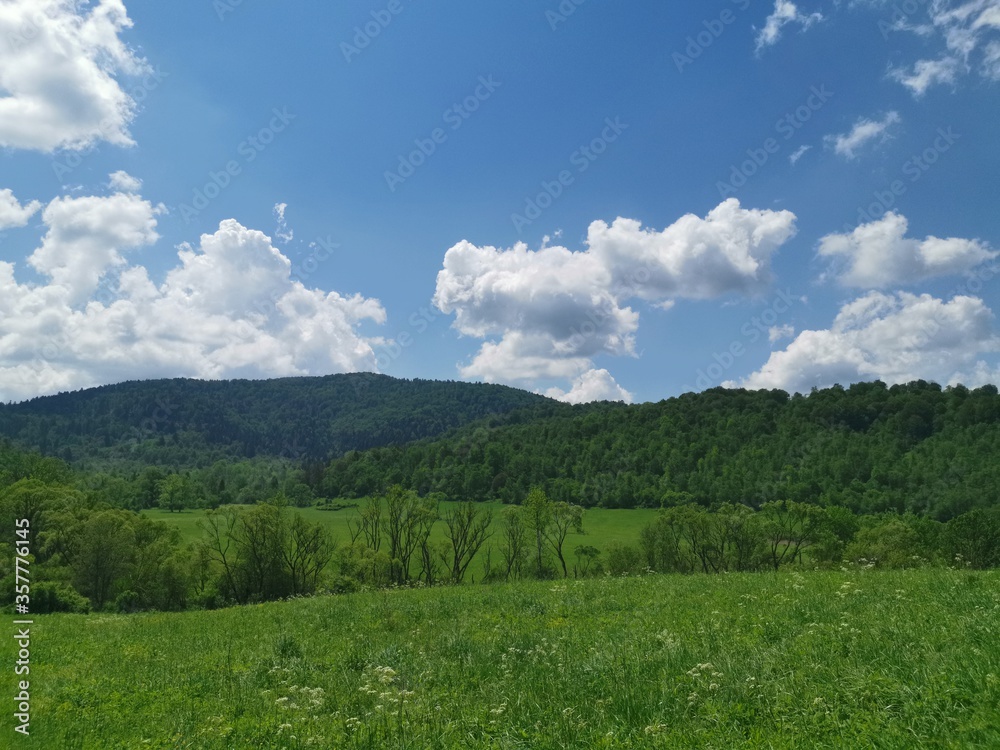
[4,568,998,748]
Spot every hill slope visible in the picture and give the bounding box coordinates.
[320,380,1000,519]
[0,373,565,468]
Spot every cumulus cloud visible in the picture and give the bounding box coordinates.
[0,189,42,229]
[545,369,633,404]
[0,0,149,152]
[755,0,824,52]
[825,112,901,159]
[109,170,142,193]
[729,291,1000,393]
[28,191,162,305]
[0,192,386,402]
[769,324,796,343]
[819,212,997,287]
[434,199,797,398]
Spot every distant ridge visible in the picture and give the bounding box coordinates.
[0,373,567,468]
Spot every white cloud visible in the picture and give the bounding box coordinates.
[0,192,386,402]
[108,170,142,193]
[0,188,42,229]
[819,212,997,287]
[881,0,1000,94]
[755,0,824,52]
[0,0,149,152]
[729,292,1000,393]
[825,111,901,159]
[273,202,294,244]
[769,324,796,343]
[435,199,797,393]
[28,192,162,305]
[545,368,633,404]
[983,39,1000,77]
[788,144,812,165]
[890,57,960,96]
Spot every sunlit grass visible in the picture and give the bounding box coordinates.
[5,568,998,748]
[144,503,661,579]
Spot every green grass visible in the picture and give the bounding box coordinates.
[144,503,661,578]
[5,568,999,748]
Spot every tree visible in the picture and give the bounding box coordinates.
[522,487,553,577]
[199,500,335,603]
[281,513,336,595]
[543,501,584,578]
[71,510,136,610]
[945,508,1000,569]
[573,544,600,577]
[498,506,527,581]
[759,500,828,570]
[440,502,494,583]
[349,495,382,551]
[157,473,196,512]
[382,485,436,584]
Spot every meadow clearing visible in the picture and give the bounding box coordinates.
[3,568,998,748]
[143,502,662,581]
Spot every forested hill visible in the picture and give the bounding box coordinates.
[320,381,1000,520]
[0,373,563,468]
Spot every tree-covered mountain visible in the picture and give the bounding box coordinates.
[0,373,563,469]
[320,380,1000,520]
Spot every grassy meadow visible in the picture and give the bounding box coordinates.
[144,503,661,579]
[4,568,998,748]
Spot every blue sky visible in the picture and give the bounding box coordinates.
[1,0,999,404]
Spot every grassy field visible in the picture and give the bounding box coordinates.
[144,503,661,578]
[4,568,998,748]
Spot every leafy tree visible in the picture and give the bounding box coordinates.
[522,487,554,578]
[440,502,494,583]
[70,510,137,610]
[543,501,584,578]
[758,500,829,570]
[498,506,528,581]
[157,473,197,512]
[944,508,1000,569]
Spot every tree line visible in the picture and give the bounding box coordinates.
[320,381,1000,520]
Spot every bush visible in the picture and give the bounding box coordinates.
[944,508,1000,569]
[115,590,141,613]
[844,520,926,568]
[604,542,643,576]
[32,581,91,614]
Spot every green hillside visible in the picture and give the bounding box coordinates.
[321,381,1000,519]
[0,373,562,469]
